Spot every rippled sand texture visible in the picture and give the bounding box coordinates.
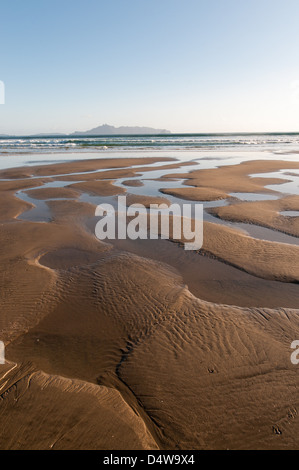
[1,157,299,450]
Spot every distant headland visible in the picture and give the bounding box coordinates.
[71,124,171,136]
[0,124,172,137]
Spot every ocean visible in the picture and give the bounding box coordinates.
[1,132,299,152]
[1,133,299,170]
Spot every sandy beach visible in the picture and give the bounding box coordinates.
[0,154,298,450]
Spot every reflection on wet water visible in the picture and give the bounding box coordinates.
[17,190,52,223]
[280,211,299,217]
[229,192,279,201]
[251,170,299,196]
[2,146,299,172]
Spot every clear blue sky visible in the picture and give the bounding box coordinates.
[1,0,299,134]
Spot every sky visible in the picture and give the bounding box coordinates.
[1,0,299,134]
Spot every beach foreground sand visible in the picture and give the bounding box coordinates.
[0,156,299,450]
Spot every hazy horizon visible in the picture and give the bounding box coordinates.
[1,0,299,135]
[3,128,299,137]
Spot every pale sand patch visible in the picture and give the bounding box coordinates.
[160,186,228,201]
[25,186,80,200]
[69,179,126,196]
[122,179,144,187]
[125,194,171,208]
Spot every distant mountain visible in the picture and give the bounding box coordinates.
[71,124,171,135]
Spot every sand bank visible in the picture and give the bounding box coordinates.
[210,195,299,238]
[25,186,80,200]
[161,159,299,193]
[160,186,228,201]
[0,156,175,179]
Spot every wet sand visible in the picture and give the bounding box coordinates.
[160,159,299,193]
[209,195,299,238]
[160,187,228,201]
[1,156,299,450]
